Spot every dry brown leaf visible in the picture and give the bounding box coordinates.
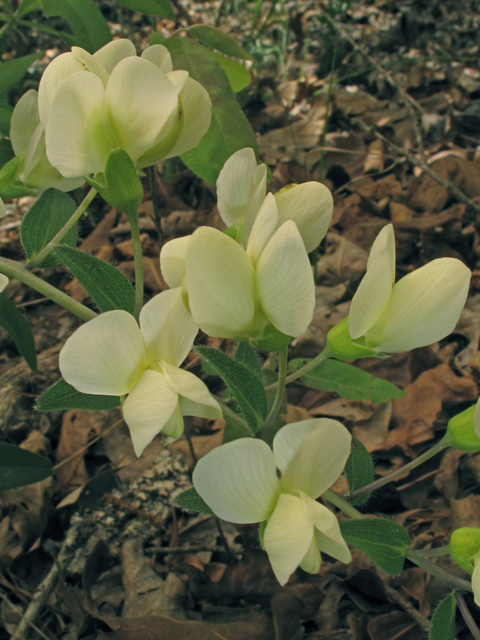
[171,421,225,468]
[56,410,103,487]
[366,611,424,640]
[390,202,415,223]
[363,139,384,173]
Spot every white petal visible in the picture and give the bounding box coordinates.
[263,493,314,586]
[122,369,178,456]
[242,164,268,245]
[275,182,333,253]
[300,492,351,563]
[216,148,260,227]
[366,257,471,353]
[167,69,189,93]
[348,224,396,340]
[162,402,184,438]
[0,274,8,291]
[162,77,212,159]
[141,44,173,73]
[186,227,257,339]
[10,90,39,156]
[71,46,109,85]
[256,221,315,337]
[38,52,84,128]
[473,556,480,607]
[246,193,278,265]
[161,361,222,420]
[139,288,197,367]
[93,38,136,74]
[105,57,178,161]
[274,419,352,499]
[299,536,321,574]
[23,123,45,178]
[193,438,280,524]
[474,398,480,438]
[45,71,110,177]
[160,236,190,289]
[59,310,147,396]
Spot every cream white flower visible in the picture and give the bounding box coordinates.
[348,224,471,353]
[193,419,352,585]
[8,89,84,192]
[59,289,221,456]
[0,274,8,291]
[216,148,333,252]
[39,40,212,178]
[474,397,480,438]
[0,198,5,219]
[179,193,315,341]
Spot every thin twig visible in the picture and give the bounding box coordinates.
[11,516,83,640]
[455,591,480,640]
[383,581,430,632]
[148,166,165,243]
[0,590,54,640]
[151,545,241,555]
[351,117,480,217]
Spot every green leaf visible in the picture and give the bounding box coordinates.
[212,53,251,93]
[340,518,410,575]
[175,487,214,515]
[0,156,34,201]
[20,188,78,268]
[150,33,167,45]
[234,342,262,379]
[289,358,404,403]
[37,378,120,411]
[116,0,174,19]
[18,20,76,45]
[0,443,53,490]
[0,106,12,137]
[0,138,14,169]
[187,25,253,61]
[40,0,111,53]
[164,37,258,186]
[429,593,456,640]
[345,438,375,506]
[0,293,37,371]
[0,52,42,96]
[197,346,266,433]
[17,0,41,18]
[53,246,135,314]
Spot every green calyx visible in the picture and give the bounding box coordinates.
[326,317,379,361]
[450,527,480,574]
[444,404,480,451]
[0,156,34,200]
[249,323,291,352]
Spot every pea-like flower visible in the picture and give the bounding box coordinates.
[450,527,480,606]
[0,274,8,291]
[348,224,471,353]
[193,419,352,585]
[38,39,212,178]
[59,289,221,456]
[216,147,333,253]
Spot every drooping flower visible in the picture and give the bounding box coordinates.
[0,274,8,291]
[59,289,221,456]
[216,147,333,252]
[348,224,471,353]
[450,527,480,606]
[193,419,352,585]
[38,39,212,178]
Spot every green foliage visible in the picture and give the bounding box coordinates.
[0,138,14,169]
[212,53,251,93]
[429,593,456,640]
[0,157,34,200]
[0,52,42,96]
[187,25,253,61]
[116,0,174,18]
[53,246,135,315]
[340,518,411,575]
[37,378,121,411]
[0,293,37,371]
[234,342,262,379]
[0,443,53,490]
[175,487,214,515]
[16,0,42,18]
[40,0,111,53]
[197,346,266,433]
[344,438,375,506]
[20,188,78,268]
[164,37,258,185]
[289,358,404,403]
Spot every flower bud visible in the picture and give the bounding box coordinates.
[444,401,480,452]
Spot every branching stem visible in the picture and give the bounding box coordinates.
[257,345,288,439]
[129,213,144,320]
[265,346,330,392]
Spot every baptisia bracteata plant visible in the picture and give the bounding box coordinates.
[59,289,221,456]
[193,419,352,585]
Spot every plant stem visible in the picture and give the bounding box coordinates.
[129,213,144,320]
[26,187,97,269]
[348,438,448,501]
[215,397,255,437]
[323,487,473,592]
[455,591,480,639]
[257,345,288,440]
[0,257,96,322]
[408,545,451,559]
[265,346,330,392]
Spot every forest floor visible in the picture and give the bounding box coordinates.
[2,0,480,638]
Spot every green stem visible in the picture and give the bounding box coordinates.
[129,213,144,320]
[348,438,448,501]
[323,487,472,592]
[257,345,288,440]
[0,257,97,322]
[408,545,451,559]
[455,592,480,640]
[215,397,255,437]
[26,187,97,269]
[265,346,330,392]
